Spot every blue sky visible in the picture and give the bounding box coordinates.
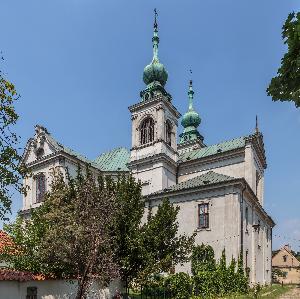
[1,0,299,250]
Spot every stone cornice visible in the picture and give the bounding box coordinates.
[128,152,177,169]
[128,95,181,119]
[131,139,178,155]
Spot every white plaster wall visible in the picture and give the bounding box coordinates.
[178,155,245,183]
[25,139,56,165]
[0,279,122,299]
[241,197,272,285]
[131,160,176,195]
[149,187,272,285]
[244,144,265,205]
[150,188,241,274]
[0,281,20,299]
[23,159,63,211]
[178,145,265,207]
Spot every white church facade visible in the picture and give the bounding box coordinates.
[20,13,275,285]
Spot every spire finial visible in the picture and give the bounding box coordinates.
[152,8,159,61]
[154,8,158,29]
[255,115,259,133]
[188,69,194,110]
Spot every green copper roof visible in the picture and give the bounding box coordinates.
[94,147,130,171]
[143,9,168,87]
[152,171,235,195]
[179,80,203,144]
[179,135,247,163]
[46,133,130,172]
[45,128,248,172]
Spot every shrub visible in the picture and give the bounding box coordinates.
[191,244,216,275]
[165,272,191,299]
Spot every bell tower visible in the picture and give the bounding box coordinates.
[128,10,181,195]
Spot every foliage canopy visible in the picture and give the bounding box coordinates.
[267,12,300,107]
[0,64,27,220]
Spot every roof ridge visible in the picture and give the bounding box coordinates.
[205,134,249,148]
[179,134,250,163]
[150,170,237,195]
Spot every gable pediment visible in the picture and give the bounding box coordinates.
[21,125,61,165]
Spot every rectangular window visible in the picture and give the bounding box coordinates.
[245,206,249,228]
[198,203,209,229]
[26,287,37,299]
[36,174,46,203]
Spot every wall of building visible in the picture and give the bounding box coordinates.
[178,143,265,206]
[274,267,300,284]
[241,194,272,285]
[273,249,300,268]
[178,154,245,183]
[149,187,241,272]
[22,158,62,211]
[0,279,122,299]
[149,185,272,285]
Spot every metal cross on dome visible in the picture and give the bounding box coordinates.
[154,8,158,28]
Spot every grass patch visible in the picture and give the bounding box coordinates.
[223,284,294,299]
[128,284,295,299]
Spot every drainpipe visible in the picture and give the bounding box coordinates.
[240,184,247,257]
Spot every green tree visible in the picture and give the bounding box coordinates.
[191,244,216,275]
[267,12,300,107]
[112,175,146,286]
[2,203,50,273]
[4,169,119,299]
[4,173,195,297]
[235,252,248,294]
[217,249,228,296]
[140,198,195,283]
[0,64,27,220]
[113,185,195,286]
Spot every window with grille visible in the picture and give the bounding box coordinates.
[256,170,260,195]
[140,117,154,145]
[26,287,37,299]
[198,203,209,229]
[245,206,249,228]
[165,120,172,146]
[36,173,46,203]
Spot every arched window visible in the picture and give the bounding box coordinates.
[36,173,46,203]
[140,117,154,145]
[166,120,172,146]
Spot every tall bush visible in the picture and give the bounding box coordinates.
[165,272,191,299]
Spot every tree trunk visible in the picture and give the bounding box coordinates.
[75,274,89,299]
[75,236,101,299]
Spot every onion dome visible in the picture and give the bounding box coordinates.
[179,78,204,145]
[143,9,168,86]
[181,80,201,128]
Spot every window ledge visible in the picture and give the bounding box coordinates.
[195,228,211,232]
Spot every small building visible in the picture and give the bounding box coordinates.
[0,232,122,298]
[272,245,300,284]
[0,268,121,299]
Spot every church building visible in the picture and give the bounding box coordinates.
[20,12,275,285]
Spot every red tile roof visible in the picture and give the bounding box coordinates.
[0,230,14,254]
[0,269,36,282]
